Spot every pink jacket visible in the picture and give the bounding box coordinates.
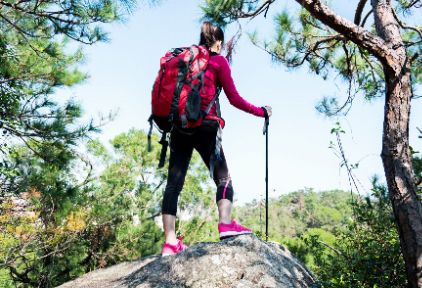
[201,53,265,125]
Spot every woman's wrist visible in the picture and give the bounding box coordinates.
[261,106,268,118]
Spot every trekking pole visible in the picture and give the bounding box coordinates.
[262,108,269,242]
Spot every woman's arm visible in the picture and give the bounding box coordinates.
[216,56,265,117]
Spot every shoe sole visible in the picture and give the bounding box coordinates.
[219,231,252,240]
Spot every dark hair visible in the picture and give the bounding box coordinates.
[199,21,224,48]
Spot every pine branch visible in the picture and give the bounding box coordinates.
[152,179,166,193]
[361,9,373,27]
[318,239,347,258]
[301,34,344,65]
[9,265,37,286]
[294,0,397,70]
[0,13,52,56]
[73,152,95,190]
[253,34,342,69]
[358,47,379,85]
[340,42,357,115]
[0,0,107,45]
[0,0,87,25]
[235,0,275,19]
[403,0,421,9]
[354,0,368,25]
[416,172,422,186]
[409,52,419,64]
[147,211,161,220]
[391,7,422,40]
[0,13,34,37]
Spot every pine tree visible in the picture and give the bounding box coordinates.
[202,0,421,286]
[0,0,136,286]
[0,0,135,195]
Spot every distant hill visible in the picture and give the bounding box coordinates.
[234,189,354,241]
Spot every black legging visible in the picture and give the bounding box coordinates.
[161,125,233,216]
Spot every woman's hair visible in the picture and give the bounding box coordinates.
[199,21,224,48]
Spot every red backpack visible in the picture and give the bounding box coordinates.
[148,45,221,167]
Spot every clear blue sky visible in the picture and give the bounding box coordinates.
[57,0,421,205]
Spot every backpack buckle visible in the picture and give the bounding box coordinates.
[180,114,188,128]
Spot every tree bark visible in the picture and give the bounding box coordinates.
[382,64,422,288]
[371,0,422,287]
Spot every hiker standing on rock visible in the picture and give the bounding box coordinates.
[159,22,272,256]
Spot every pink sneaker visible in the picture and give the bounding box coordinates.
[218,220,252,240]
[161,236,188,257]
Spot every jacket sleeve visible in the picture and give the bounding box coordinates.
[216,56,265,117]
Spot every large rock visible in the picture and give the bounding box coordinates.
[58,234,315,288]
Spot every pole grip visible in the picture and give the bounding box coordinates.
[262,107,269,135]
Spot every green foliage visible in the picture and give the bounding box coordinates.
[411,146,422,194]
[0,2,139,283]
[1,134,407,287]
[0,0,217,286]
[272,9,387,112]
[0,268,14,288]
[0,128,215,287]
[396,0,422,14]
[94,129,214,217]
[104,219,162,263]
[284,228,337,271]
[234,183,405,287]
[201,0,244,26]
[0,124,95,286]
[0,0,135,196]
[178,216,220,244]
[79,129,216,263]
[288,180,405,287]
[236,189,353,241]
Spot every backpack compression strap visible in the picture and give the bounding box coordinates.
[203,86,222,117]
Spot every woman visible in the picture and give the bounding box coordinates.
[161,21,272,256]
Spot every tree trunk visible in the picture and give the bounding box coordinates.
[371,1,422,287]
[382,66,422,287]
[382,60,422,288]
